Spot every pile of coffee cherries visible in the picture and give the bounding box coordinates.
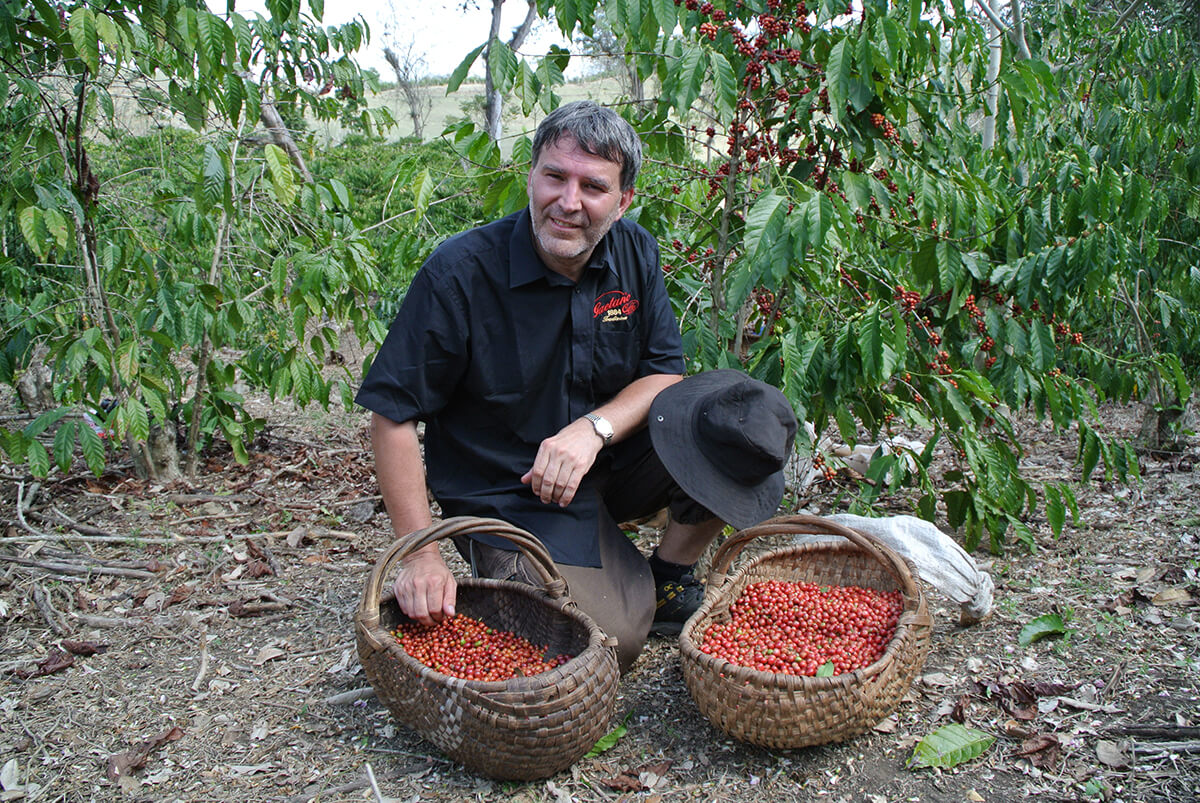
[698,579,903,676]
[393,613,572,682]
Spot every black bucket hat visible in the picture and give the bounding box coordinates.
[648,369,798,529]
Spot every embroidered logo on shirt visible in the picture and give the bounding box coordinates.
[593,290,639,323]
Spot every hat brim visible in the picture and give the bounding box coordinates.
[648,370,788,530]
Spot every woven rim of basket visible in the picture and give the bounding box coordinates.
[678,539,930,691]
[362,574,615,693]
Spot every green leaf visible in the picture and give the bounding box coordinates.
[25,407,71,439]
[200,143,230,214]
[79,421,106,475]
[18,206,48,259]
[668,44,705,114]
[1044,483,1065,537]
[651,0,677,32]
[486,37,518,94]
[709,52,736,122]
[1018,613,1067,646]
[858,308,884,382]
[43,208,69,249]
[743,191,788,273]
[585,712,632,758]
[411,168,433,219]
[68,6,100,75]
[825,38,850,127]
[272,254,289,299]
[115,339,139,385]
[26,438,51,478]
[910,724,995,769]
[448,43,486,93]
[1080,427,1100,482]
[53,419,79,473]
[125,398,151,444]
[1029,320,1055,373]
[265,144,297,206]
[816,660,835,677]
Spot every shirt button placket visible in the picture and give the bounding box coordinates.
[570,282,592,420]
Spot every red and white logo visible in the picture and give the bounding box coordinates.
[593,290,639,323]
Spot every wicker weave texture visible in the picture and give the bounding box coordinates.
[354,518,621,780]
[679,516,933,749]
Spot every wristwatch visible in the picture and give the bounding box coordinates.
[583,412,614,445]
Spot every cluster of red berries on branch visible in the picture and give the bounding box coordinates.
[393,614,571,682]
[838,266,870,300]
[698,579,903,676]
[870,112,901,144]
[894,285,922,313]
[811,452,837,483]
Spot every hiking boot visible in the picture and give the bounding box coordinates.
[650,572,705,635]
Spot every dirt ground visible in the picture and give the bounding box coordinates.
[1,397,1197,803]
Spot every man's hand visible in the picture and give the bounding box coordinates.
[392,543,456,625]
[521,417,604,507]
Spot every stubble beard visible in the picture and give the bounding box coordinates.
[531,205,621,274]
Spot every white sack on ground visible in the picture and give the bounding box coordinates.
[795,513,994,625]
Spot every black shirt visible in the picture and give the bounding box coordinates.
[356,208,684,566]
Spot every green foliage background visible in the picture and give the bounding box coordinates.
[2,0,1198,553]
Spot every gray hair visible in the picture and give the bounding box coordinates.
[531,101,643,192]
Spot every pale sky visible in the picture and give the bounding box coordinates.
[212,1,575,79]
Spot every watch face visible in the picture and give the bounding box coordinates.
[589,414,613,442]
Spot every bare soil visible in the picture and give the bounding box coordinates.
[1,399,1197,803]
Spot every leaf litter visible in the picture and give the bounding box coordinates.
[0,397,1197,801]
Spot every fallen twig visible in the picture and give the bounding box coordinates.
[0,552,157,580]
[1132,740,1200,754]
[32,583,68,635]
[191,627,210,692]
[14,480,51,539]
[324,687,376,706]
[1114,725,1200,740]
[165,492,256,505]
[365,763,384,803]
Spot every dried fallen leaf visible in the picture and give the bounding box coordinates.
[965,791,985,802]
[245,560,273,578]
[1002,719,1033,738]
[1015,734,1061,769]
[60,639,107,656]
[872,715,898,734]
[286,525,309,548]
[13,648,74,679]
[921,672,956,687]
[105,727,185,781]
[600,771,645,793]
[1151,587,1192,606]
[1096,739,1131,769]
[254,646,286,666]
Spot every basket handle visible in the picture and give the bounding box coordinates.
[707,513,924,601]
[357,516,571,652]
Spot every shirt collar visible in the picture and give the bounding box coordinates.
[509,208,617,289]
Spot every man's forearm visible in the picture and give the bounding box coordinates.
[370,413,434,545]
[590,373,682,444]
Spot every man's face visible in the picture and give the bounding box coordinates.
[527,135,635,280]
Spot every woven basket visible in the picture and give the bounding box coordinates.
[680,514,933,749]
[354,516,621,780]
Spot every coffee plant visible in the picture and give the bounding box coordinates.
[446,0,1197,551]
[0,0,391,479]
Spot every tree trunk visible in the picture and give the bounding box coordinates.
[259,96,313,183]
[483,0,537,142]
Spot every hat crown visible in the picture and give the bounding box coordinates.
[698,381,793,485]
[648,369,798,529]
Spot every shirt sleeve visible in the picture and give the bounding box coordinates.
[354,264,468,424]
[634,234,686,378]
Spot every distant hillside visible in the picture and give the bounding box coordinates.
[310,76,628,153]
